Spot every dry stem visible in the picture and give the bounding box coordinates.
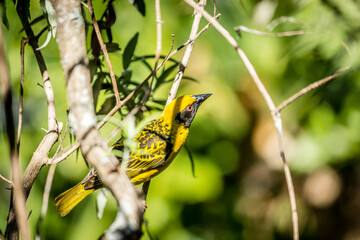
[5,4,61,239]
[0,19,30,240]
[234,25,310,37]
[276,66,350,112]
[183,1,299,239]
[166,0,207,105]
[0,173,13,186]
[86,0,121,105]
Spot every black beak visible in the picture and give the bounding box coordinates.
[192,93,212,107]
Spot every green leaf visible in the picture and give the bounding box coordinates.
[128,0,146,16]
[106,28,113,43]
[151,99,166,106]
[92,75,104,110]
[105,3,116,27]
[0,1,9,29]
[105,42,120,53]
[20,15,45,32]
[139,59,153,72]
[132,54,179,65]
[89,59,99,82]
[163,75,199,85]
[97,96,116,115]
[120,70,132,83]
[182,75,199,83]
[185,143,196,178]
[155,63,178,89]
[91,29,101,59]
[122,32,139,70]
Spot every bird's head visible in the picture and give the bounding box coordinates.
[162,93,212,128]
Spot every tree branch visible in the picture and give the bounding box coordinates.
[86,0,121,105]
[17,38,29,154]
[276,66,350,112]
[234,25,310,37]
[166,0,207,105]
[50,0,143,238]
[5,2,62,239]
[0,18,30,240]
[183,1,299,239]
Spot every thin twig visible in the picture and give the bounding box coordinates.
[50,17,218,165]
[276,66,350,112]
[0,173,13,186]
[140,0,164,106]
[17,38,29,154]
[86,0,121,105]
[49,112,69,162]
[154,0,162,66]
[5,4,61,239]
[149,0,163,96]
[183,1,299,240]
[141,0,163,199]
[267,16,305,32]
[234,25,310,37]
[0,20,30,240]
[166,0,207,105]
[36,113,69,237]
[213,0,217,16]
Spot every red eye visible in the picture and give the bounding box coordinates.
[186,105,193,111]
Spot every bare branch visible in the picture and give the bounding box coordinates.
[87,0,121,105]
[17,38,29,154]
[154,0,162,64]
[234,25,310,37]
[140,0,164,197]
[0,173,13,186]
[0,19,30,240]
[5,4,62,239]
[183,1,299,239]
[37,112,69,236]
[276,66,350,112]
[166,0,207,105]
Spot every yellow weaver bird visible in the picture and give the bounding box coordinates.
[55,94,212,216]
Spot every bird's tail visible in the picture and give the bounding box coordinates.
[54,182,95,217]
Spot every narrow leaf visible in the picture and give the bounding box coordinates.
[128,0,146,16]
[92,76,103,110]
[184,143,196,178]
[106,28,113,43]
[91,29,101,59]
[0,1,9,29]
[97,96,116,115]
[155,64,178,89]
[122,32,139,70]
[105,3,116,27]
[105,42,121,53]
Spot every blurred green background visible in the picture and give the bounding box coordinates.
[1,0,360,239]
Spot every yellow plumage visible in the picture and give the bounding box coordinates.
[55,94,211,216]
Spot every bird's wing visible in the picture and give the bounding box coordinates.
[126,130,171,183]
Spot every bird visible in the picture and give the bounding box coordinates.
[54,93,212,216]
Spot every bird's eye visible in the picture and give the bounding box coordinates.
[186,105,193,111]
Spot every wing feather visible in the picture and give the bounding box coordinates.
[126,130,170,181]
